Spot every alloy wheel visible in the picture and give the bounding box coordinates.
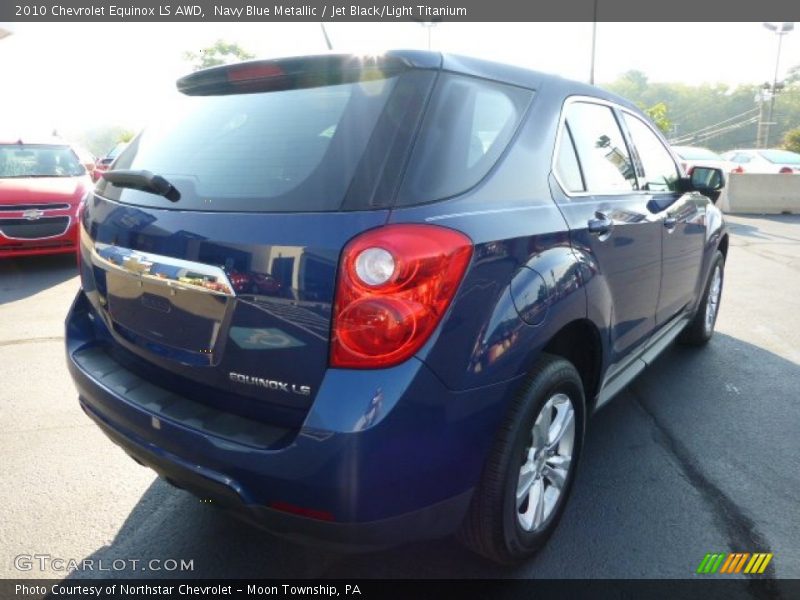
[516,393,576,532]
[704,265,722,333]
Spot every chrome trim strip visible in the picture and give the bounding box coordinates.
[0,216,72,241]
[91,242,236,298]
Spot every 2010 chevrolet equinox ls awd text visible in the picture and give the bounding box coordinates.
[66,51,728,564]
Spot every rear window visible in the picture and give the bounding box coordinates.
[397,74,533,205]
[0,144,85,178]
[759,150,800,165]
[674,147,723,161]
[98,75,405,212]
[97,69,532,212]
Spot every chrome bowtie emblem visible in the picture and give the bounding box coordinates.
[22,209,44,221]
[122,254,152,275]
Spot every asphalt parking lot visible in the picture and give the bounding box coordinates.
[1,214,798,582]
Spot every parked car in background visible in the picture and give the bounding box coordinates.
[0,137,90,258]
[672,145,733,175]
[92,142,128,182]
[71,145,97,177]
[722,149,800,174]
[227,269,284,296]
[66,52,728,564]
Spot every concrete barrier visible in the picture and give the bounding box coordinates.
[724,173,800,214]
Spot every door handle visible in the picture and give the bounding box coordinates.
[664,216,678,230]
[587,212,613,236]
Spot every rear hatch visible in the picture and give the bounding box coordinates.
[78,54,439,429]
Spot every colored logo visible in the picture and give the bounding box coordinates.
[697,552,773,574]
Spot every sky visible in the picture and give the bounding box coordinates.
[0,21,798,138]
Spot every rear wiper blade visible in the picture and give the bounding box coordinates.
[102,169,181,203]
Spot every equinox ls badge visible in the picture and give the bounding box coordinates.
[229,372,311,396]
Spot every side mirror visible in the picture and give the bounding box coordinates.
[689,167,725,193]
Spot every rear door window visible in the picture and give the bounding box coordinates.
[563,102,637,194]
[554,124,585,193]
[396,74,533,205]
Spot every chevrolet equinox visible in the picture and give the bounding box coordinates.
[66,51,728,563]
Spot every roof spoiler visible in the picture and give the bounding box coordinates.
[176,51,442,96]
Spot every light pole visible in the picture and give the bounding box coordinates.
[320,23,333,51]
[589,0,598,85]
[420,21,437,50]
[762,22,794,148]
[411,17,441,51]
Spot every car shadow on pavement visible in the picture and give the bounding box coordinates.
[68,333,800,580]
[0,255,77,304]
[726,214,800,243]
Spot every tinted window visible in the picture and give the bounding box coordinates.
[0,144,84,178]
[759,150,800,165]
[565,102,636,193]
[397,74,532,205]
[623,114,680,192]
[554,124,584,193]
[98,76,402,212]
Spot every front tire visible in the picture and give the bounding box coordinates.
[458,354,585,564]
[679,250,725,346]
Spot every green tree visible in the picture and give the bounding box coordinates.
[782,127,800,153]
[642,102,671,135]
[70,126,136,157]
[183,40,254,71]
[612,70,649,99]
[786,64,800,85]
[603,72,800,151]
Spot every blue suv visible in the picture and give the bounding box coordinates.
[66,51,728,563]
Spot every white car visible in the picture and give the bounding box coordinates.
[722,149,800,174]
[672,146,733,177]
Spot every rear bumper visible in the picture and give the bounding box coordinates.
[79,397,472,550]
[66,290,520,549]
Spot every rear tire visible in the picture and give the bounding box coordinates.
[679,251,725,346]
[458,354,585,564]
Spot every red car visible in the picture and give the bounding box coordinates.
[0,138,91,258]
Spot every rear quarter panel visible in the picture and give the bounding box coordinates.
[388,82,589,392]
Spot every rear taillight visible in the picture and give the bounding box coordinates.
[331,224,473,369]
[732,166,745,174]
[779,166,794,174]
